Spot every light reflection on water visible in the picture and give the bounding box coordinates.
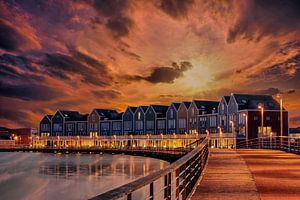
[0,152,169,200]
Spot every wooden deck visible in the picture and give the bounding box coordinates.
[191,149,260,200]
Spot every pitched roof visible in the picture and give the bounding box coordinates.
[114,112,123,120]
[79,114,88,121]
[59,110,81,121]
[193,100,219,114]
[223,96,230,104]
[183,102,191,109]
[151,105,169,118]
[172,103,181,110]
[94,109,119,120]
[127,106,138,113]
[140,106,149,113]
[232,94,282,110]
[46,115,53,119]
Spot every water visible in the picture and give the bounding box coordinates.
[0,152,169,200]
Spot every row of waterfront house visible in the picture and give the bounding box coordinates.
[39,94,289,141]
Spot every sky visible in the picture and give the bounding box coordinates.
[0,0,299,128]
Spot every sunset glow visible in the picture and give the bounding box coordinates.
[0,0,299,128]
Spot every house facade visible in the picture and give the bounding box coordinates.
[218,96,230,133]
[51,111,64,136]
[77,114,88,136]
[111,112,123,135]
[38,93,289,144]
[228,94,289,142]
[166,103,180,134]
[145,106,156,134]
[39,115,52,136]
[134,106,148,135]
[178,102,191,134]
[153,105,169,135]
[192,101,219,134]
[123,107,137,135]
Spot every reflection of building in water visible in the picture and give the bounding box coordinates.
[38,155,168,180]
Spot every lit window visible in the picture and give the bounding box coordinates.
[138,112,141,120]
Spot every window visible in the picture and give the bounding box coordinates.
[258,126,272,136]
[192,108,195,115]
[266,116,270,121]
[178,118,186,129]
[92,114,96,122]
[146,121,154,130]
[101,122,110,131]
[41,124,50,131]
[66,123,74,131]
[53,123,62,131]
[170,109,174,118]
[89,123,98,131]
[113,122,121,131]
[124,121,132,131]
[135,120,143,130]
[221,103,224,111]
[254,116,258,121]
[78,123,85,131]
[168,119,175,129]
[157,120,165,129]
[209,116,217,127]
[138,112,141,120]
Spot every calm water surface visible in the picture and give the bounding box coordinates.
[0,152,169,200]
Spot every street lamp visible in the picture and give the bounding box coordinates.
[230,120,235,148]
[276,94,283,146]
[217,126,222,148]
[243,113,248,147]
[258,105,264,148]
[258,105,264,136]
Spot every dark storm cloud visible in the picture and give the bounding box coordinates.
[227,0,300,43]
[0,81,63,101]
[257,88,281,95]
[88,0,134,38]
[157,0,194,19]
[43,50,112,87]
[127,61,192,83]
[0,107,32,127]
[0,19,25,51]
[92,89,121,99]
[287,89,296,94]
[247,53,300,81]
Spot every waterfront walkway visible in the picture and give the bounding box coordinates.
[191,149,259,200]
[191,149,300,200]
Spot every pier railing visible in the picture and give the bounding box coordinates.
[89,137,209,200]
[236,136,300,154]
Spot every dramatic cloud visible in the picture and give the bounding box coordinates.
[88,0,134,38]
[43,50,112,87]
[248,53,300,82]
[157,0,194,18]
[227,0,300,43]
[257,88,281,96]
[0,0,300,128]
[0,19,31,51]
[92,89,121,99]
[0,81,64,101]
[127,61,193,83]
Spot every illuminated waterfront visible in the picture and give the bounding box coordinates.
[0,152,168,200]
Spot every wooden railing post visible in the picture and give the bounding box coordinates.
[150,182,154,200]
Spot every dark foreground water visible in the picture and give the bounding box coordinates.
[0,152,169,200]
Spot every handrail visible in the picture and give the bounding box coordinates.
[89,137,209,200]
[236,136,300,154]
